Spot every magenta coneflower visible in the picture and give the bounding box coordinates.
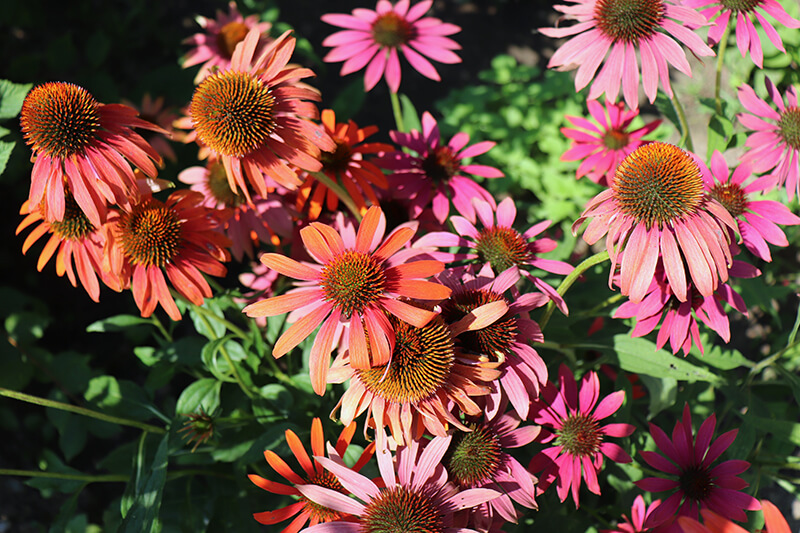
[19,82,164,227]
[528,364,635,508]
[737,77,800,200]
[574,142,738,304]
[181,1,272,84]
[295,431,500,532]
[561,99,661,186]
[685,0,800,68]
[321,0,461,93]
[635,404,760,529]
[540,0,714,110]
[601,494,662,533]
[702,150,800,262]
[184,29,335,203]
[243,206,452,395]
[379,111,503,225]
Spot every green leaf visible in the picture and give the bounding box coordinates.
[746,416,800,446]
[119,433,169,532]
[175,378,222,415]
[0,337,35,389]
[84,376,161,422]
[189,300,227,340]
[612,335,721,383]
[638,375,677,419]
[86,314,152,332]
[0,140,15,175]
[773,365,800,407]
[49,486,88,533]
[0,79,32,119]
[25,450,84,494]
[691,343,751,370]
[706,114,733,160]
[330,78,365,121]
[400,93,421,133]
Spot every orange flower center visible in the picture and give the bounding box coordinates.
[421,146,459,183]
[216,21,250,59]
[475,226,531,272]
[320,251,386,317]
[45,193,95,240]
[603,128,631,150]
[190,70,276,158]
[709,182,747,217]
[371,12,415,48]
[719,0,763,12]
[299,470,347,523]
[440,290,517,358]
[446,423,503,487]
[117,198,183,268]
[595,0,665,43]
[778,106,800,150]
[556,413,603,457]
[678,464,714,502]
[20,82,100,158]
[361,486,444,533]
[207,159,244,207]
[320,137,354,174]
[613,142,704,228]
[357,315,454,404]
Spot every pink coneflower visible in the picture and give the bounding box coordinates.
[122,94,178,163]
[178,158,293,261]
[613,261,758,355]
[737,77,800,200]
[635,404,760,530]
[415,196,573,313]
[105,189,231,321]
[19,82,164,226]
[561,99,662,186]
[601,494,662,533]
[184,29,335,203]
[243,206,452,395]
[248,418,375,532]
[684,0,800,68]
[540,0,714,110]
[574,142,738,304]
[379,111,503,225]
[321,0,461,93]
[295,431,500,532]
[433,405,539,528]
[528,364,635,508]
[702,150,800,262]
[181,1,272,84]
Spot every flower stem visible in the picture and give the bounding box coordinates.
[714,23,732,116]
[538,250,610,332]
[0,387,166,434]
[0,469,127,483]
[670,92,694,152]
[390,91,405,133]
[309,171,363,222]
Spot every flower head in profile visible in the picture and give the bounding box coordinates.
[540,0,714,110]
[321,0,461,93]
[243,206,452,395]
[574,142,738,304]
[19,82,164,226]
[528,364,635,508]
[703,150,800,262]
[105,189,231,321]
[181,1,272,83]
[601,494,661,533]
[635,404,760,530]
[295,431,500,533]
[178,408,216,453]
[184,30,335,203]
[297,109,392,220]
[561,99,661,186]
[685,0,800,68]
[737,77,800,200]
[248,418,375,532]
[379,111,503,225]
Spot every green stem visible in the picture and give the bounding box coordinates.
[671,92,694,152]
[150,314,173,343]
[309,171,362,222]
[0,388,166,434]
[744,338,800,386]
[538,250,610,331]
[390,91,405,133]
[0,469,127,483]
[714,23,732,116]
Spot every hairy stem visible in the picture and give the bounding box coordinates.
[538,250,610,331]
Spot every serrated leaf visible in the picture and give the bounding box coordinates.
[175,378,221,415]
[0,79,32,119]
[0,140,15,176]
[86,314,152,332]
[612,335,721,383]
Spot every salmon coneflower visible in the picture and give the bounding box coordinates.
[297,109,392,220]
[122,93,178,163]
[184,29,335,204]
[181,0,272,84]
[19,82,164,227]
[540,0,714,110]
[106,189,231,321]
[243,206,452,395]
[248,418,375,532]
[574,142,738,304]
[528,364,635,509]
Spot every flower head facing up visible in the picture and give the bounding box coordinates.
[540,0,714,109]
[574,142,737,305]
[737,77,800,199]
[528,364,634,508]
[20,82,164,226]
[322,0,462,93]
[379,112,503,225]
[561,99,662,186]
[243,206,452,395]
[635,404,760,530]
